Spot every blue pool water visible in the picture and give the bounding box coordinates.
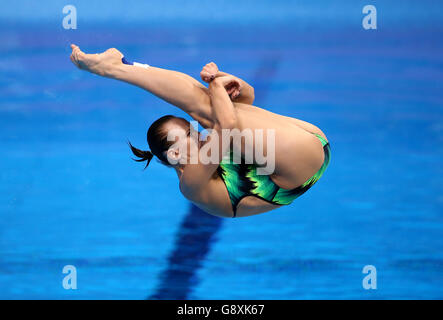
[0,1,442,299]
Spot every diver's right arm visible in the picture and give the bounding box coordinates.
[181,75,239,190]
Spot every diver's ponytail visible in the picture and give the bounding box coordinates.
[128,141,154,169]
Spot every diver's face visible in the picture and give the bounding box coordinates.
[163,121,200,165]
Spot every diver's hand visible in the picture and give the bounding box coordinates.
[70,44,123,77]
[200,62,219,83]
[213,75,242,100]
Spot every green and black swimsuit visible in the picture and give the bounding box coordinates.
[217,133,331,217]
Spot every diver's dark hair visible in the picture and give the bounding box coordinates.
[128,141,154,169]
[128,115,185,169]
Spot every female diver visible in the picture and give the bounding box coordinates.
[69,44,330,218]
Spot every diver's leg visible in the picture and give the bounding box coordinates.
[70,45,214,128]
[231,104,326,189]
[116,65,214,128]
[235,103,328,141]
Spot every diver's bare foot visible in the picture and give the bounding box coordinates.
[70,44,123,77]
